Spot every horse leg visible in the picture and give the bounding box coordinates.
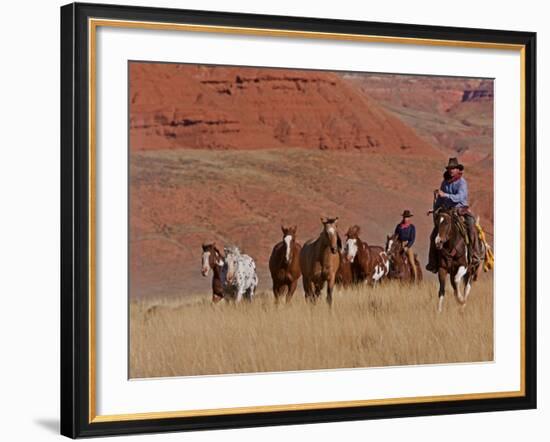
[464,273,473,303]
[453,265,468,305]
[437,268,447,313]
[304,277,315,303]
[450,269,458,303]
[235,287,245,303]
[326,276,335,307]
[286,280,298,303]
[245,284,255,302]
[416,260,423,282]
[474,257,484,281]
[313,281,323,303]
[302,277,309,299]
[273,281,283,303]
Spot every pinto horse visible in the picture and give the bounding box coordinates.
[433,210,479,312]
[300,217,341,306]
[342,225,370,284]
[269,225,302,302]
[342,225,389,287]
[368,246,390,287]
[201,243,225,303]
[385,233,423,283]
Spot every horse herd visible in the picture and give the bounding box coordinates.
[201,217,423,306]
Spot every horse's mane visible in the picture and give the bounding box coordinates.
[223,245,241,256]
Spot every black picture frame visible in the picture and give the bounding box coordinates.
[61,2,537,438]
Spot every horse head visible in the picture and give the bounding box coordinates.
[435,212,453,250]
[321,217,339,254]
[385,233,402,258]
[201,243,224,276]
[344,225,361,263]
[281,225,298,264]
[384,234,404,277]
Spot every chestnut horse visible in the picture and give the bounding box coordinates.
[201,243,225,303]
[269,225,302,302]
[300,217,341,306]
[433,210,480,312]
[385,233,423,283]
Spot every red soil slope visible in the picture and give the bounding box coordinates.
[130,63,439,155]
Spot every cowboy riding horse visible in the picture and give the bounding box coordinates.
[426,158,491,311]
[426,157,482,274]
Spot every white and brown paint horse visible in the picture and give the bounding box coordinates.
[368,245,390,287]
[269,225,302,303]
[300,217,341,306]
[433,210,481,312]
[223,245,258,303]
[342,225,389,287]
[201,243,226,303]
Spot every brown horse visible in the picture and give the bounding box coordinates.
[385,233,423,283]
[201,243,225,303]
[269,225,302,303]
[433,210,481,312]
[300,217,341,306]
[342,225,389,287]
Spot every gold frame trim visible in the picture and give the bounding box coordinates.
[88,18,527,424]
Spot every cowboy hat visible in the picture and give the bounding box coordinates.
[446,157,464,171]
[401,209,413,218]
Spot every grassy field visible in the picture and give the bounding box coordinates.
[129,277,493,378]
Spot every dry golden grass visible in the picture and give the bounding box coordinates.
[129,277,493,378]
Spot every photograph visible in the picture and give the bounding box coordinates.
[128,61,495,378]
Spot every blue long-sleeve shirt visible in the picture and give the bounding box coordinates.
[394,223,416,248]
[435,177,469,209]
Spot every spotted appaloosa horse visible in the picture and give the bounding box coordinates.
[385,233,423,283]
[299,217,341,306]
[433,210,481,312]
[341,225,389,287]
[223,245,258,303]
[201,243,225,303]
[269,225,302,303]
